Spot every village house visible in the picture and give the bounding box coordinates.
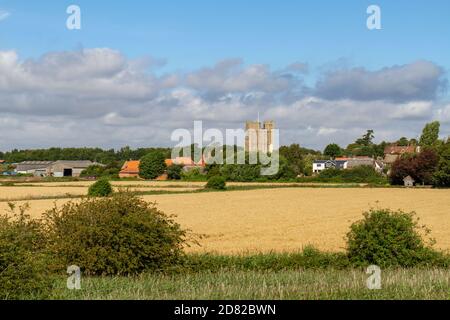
[313,160,348,174]
[384,145,420,164]
[313,156,384,174]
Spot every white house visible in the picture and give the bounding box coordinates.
[313,160,348,174]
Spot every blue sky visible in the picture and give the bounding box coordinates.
[2,0,450,74]
[0,1,449,150]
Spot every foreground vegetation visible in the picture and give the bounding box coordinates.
[1,191,449,300]
[51,268,450,300]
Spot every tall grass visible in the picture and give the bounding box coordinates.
[51,268,450,300]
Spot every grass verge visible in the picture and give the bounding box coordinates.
[51,268,450,300]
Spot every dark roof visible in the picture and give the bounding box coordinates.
[18,161,54,165]
[314,160,347,169]
[16,161,54,171]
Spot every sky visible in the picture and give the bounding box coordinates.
[0,0,449,151]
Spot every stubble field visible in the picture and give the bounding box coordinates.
[1,181,449,254]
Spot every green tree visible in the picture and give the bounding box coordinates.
[346,130,378,157]
[323,143,342,158]
[167,165,183,180]
[139,151,167,179]
[397,137,409,146]
[433,138,450,187]
[356,130,375,146]
[420,121,440,147]
[279,144,305,176]
[88,179,113,197]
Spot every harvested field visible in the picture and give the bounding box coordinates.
[1,184,449,254]
[0,185,201,201]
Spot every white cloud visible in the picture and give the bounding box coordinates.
[436,104,450,124]
[318,127,339,136]
[0,48,448,151]
[390,101,433,120]
[316,61,445,102]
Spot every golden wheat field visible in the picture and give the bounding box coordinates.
[1,183,449,254]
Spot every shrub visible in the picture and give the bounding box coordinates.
[181,167,206,181]
[167,164,183,180]
[346,208,438,267]
[220,164,261,182]
[81,164,120,179]
[43,191,187,276]
[206,164,221,180]
[139,151,167,179]
[0,204,52,299]
[182,247,350,273]
[88,179,113,197]
[316,166,386,184]
[205,176,226,190]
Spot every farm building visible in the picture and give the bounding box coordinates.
[403,176,415,187]
[46,160,101,177]
[119,160,141,178]
[15,161,54,176]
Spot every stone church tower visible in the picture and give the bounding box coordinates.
[245,120,275,153]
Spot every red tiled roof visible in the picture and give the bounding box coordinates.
[384,145,416,155]
[120,161,140,174]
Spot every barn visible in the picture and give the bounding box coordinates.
[46,160,101,177]
[15,161,54,176]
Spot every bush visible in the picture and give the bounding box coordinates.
[181,167,206,181]
[43,191,187,276]
[220,164,261,182]
[316,166,386,184]
[346,208,438,267]
[0,204,52,299]
[206,164,221,180]
[205,176,226,190]
[182,247,350,273]
[167,164,183,180]
[88,179,113,197]
[81,164,120,179]
[139,151,167,180]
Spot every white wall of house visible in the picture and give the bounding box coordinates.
[313,160,348,174]
[313,162,325,173]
